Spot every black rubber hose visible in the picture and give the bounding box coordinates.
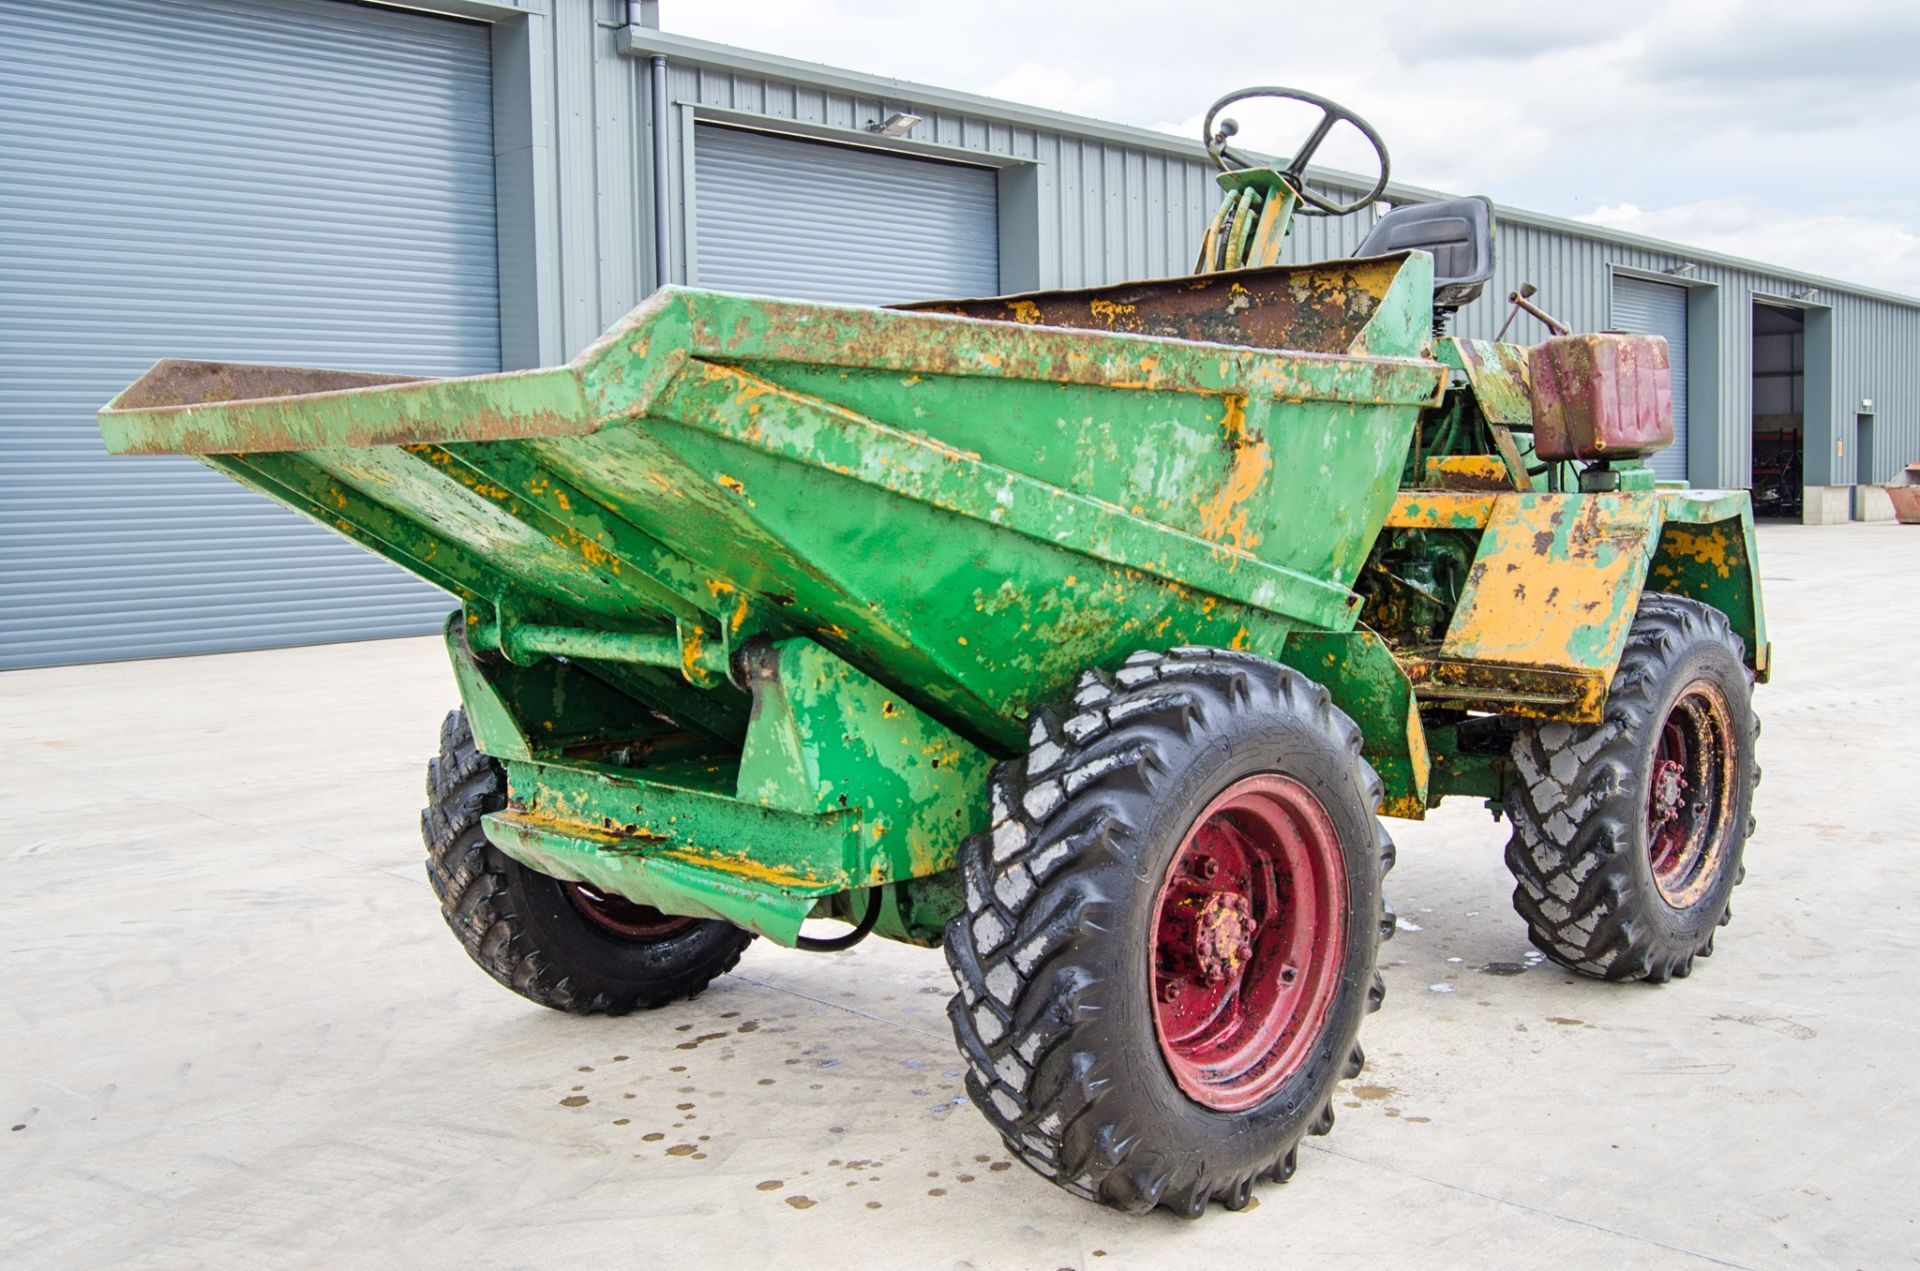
[795,887,883,952]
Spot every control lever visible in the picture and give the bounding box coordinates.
[1496,283,1570,340]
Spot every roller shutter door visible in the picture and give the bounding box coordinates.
[1610,276,1689,483]
[694,124,999,305]
[0,0,499,669]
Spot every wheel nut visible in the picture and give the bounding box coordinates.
[1160,979,1184,1003]
[1191,854,1221,879]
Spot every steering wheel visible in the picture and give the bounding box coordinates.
[1201,86,1391,217]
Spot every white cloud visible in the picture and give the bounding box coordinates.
[1580,199,1920,297]
[981,64,1124,120]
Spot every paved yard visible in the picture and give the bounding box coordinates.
[3,522,1915,1269]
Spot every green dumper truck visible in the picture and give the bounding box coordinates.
[100,87,1764,1217]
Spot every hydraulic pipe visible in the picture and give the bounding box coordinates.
[468,621,727,679]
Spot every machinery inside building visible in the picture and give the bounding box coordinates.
[1751,303,1806,518]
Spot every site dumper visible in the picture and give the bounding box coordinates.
[99,87,1765,1217]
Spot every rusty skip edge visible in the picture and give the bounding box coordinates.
[98,285,1448,458]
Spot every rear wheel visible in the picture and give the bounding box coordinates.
[1504,594,1757,981]
[423,709,753,1013]
[944,648,1393,1216]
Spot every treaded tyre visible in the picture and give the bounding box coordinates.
[423,709,753,1013]
[1505,594,1757,982]
[944,648,1394,1217]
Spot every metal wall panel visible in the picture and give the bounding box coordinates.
[0,0,500,669]
[693,124,998,304]
[1610,276,1691,482]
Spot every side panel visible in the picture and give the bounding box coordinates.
[1441,492,1667,678]
[1404,489,1767,721]
[1649,502,1771,677]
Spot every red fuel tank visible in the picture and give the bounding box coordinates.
[1527,332,1674,463]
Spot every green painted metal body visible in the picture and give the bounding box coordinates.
[101,263,1450,943]
[98,199,1768,943]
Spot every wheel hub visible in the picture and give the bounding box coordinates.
[1150,774,1347,1113]
[564,881,700,942]
[1644,681,1738,909]
[1650,758,1690,827]
[1190,891,1256,985]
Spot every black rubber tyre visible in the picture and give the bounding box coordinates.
[1504,594,1758,982]
[943,648,1394,1217]
[422,709,753,1013]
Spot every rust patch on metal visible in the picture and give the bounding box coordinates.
[1422,455,1513,491]
[108,358,429,410]
[900,256,1410,356]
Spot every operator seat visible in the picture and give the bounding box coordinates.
[1356,196,1495,315]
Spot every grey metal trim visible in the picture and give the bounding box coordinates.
[1803,307,1838,485]
[651,54,672,288]
[1684,282,1725,486]
[676,101,700,285]
[367,0,535,19]
[687,104,1029,169]
[489,11,554,369]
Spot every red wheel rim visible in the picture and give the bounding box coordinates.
[565,882,700,941]
[1150,774,1348,1112]
[1646,680,1738,908]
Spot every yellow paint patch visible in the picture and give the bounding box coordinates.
[659,848,828,889]
[1659,524,1736,578]
[1440,494,1661,675]
[680,625,707,682]
[1193,395,1270,553]
[1385,492,1498,529]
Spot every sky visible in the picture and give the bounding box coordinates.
[666,0,1920,296]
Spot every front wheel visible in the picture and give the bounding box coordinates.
[422,709,754,1013]
[944,648,1393,1217]
[1504,594,1758,982]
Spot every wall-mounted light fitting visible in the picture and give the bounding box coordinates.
[1793,286,1819,302]
[1664,262,1696,277]
[870,111,922,137]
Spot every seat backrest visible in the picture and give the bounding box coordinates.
[1357,196,1495,312]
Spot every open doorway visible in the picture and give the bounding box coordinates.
[1750,302,1804,518]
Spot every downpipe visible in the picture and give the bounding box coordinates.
[625,1,671,288]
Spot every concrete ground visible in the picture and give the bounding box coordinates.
[3,522,1915,1270]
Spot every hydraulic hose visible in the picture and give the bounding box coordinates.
[795,887,885,952]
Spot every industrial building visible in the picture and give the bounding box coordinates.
[4,0,1916,669]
